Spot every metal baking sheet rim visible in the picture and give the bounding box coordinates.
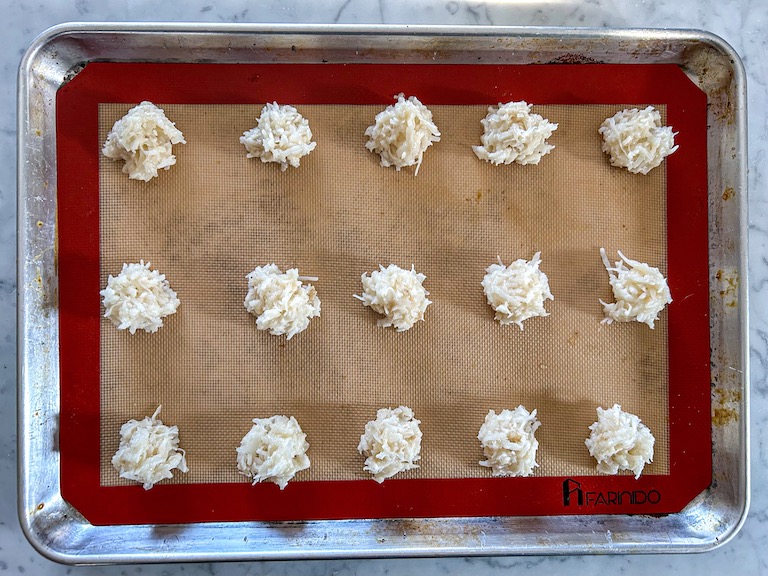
[17,23,749,563]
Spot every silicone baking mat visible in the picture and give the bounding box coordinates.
[98,102,671,483]
[56,63,710,525]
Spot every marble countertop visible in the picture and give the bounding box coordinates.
[2,0,766,574]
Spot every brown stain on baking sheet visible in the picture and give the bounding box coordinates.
[712,407,738,426]
[712,88,736,125]
[710,92,736,125]
[369,518,485,547]
[714,388,741,404]
[715,268,738,308]
[548,54,600,64]
[684,43,736,124]
[722,187,735,201]
[684,44,733,91]
[712,387,741,427]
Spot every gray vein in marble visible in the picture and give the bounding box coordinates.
[334,0,354,23]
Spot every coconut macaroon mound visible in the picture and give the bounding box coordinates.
[478,406,541,477]
[100,261,181,334]
[102,101,186,182]
[111,406,188,490]
[585,404,655,479]
[364,93,441,175]
[240,102,317,171]
[599,248,672,329]
[473,101,558,166]
[358,406,422,483]
[481,253,554,329]
[598,106,678,175]
[236,415,310,490]
[354,264,431,332]
[244,264,321,340]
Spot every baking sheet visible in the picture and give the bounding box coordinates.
[20,26,743,559]
[98,102,670,485]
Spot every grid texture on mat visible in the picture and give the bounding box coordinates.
[99,103,669,486]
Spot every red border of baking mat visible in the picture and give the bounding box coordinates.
[56,63,709,525]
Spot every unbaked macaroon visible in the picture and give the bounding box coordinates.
[598,106,678,175]
[111,406,188,490]
[365,93,441,175]
[482,253,553,329]
[599,248,671,329]
[102,101,186,182]
[478,406,541,477]
[585,404,655,479]
[473,101,558,166]
[354,264,431,331]
[100,261,180,334]
[358,406,422,483]
[240,102,317,171]
[236,415,310,490]
[244,264,321,339]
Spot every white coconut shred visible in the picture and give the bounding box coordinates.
[482,253,554,329]
[478,406,541,477]
[599,248,672,329]
[354,264,431,331]
[102,101,186,182]
[585,404,655,479]
[598,106,678,175]
[473,101,558,166]
[358,406,422,483]
[364,93,441,175]
[237,415,310,490]
[100,261,180,334]
[240,102,317,171]
[111,406,188,490]
[244,264,321,339]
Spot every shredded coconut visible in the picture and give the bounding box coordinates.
[111,406,188,490]
[482,253,554,329]
[364,93,441,175]
[244,264,321,339]
[102,101,186,182]
[478,406,541,477]
[358,406,422,483]
[473,101,558,165]
[599,248,672,329]
[585,404,655,479]
[240,102,317,171]
[354,264,431,331]
[598,106,678,175]
[236,415,310,490]
[100,261,180,334]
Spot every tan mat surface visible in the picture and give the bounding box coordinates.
[99,102,669,485]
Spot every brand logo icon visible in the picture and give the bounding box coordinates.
[562,478,583,506]
[561,478,661,507]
